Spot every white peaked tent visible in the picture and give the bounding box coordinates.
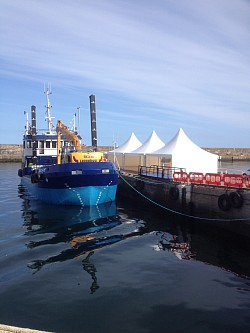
[107,132,142,168]
[125,130,165,169]
[109,132,142,153]
[150,128,218,174]
[129,130,165,155]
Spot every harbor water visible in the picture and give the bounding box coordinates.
[1,162,250,333]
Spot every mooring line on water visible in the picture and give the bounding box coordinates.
[119,172,250,222]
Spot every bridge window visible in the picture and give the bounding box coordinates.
[39,141,44,148]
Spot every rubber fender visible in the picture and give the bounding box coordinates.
[218,194,231,211]
[18,169,23,177]
[229,192,243,209]
[169,186,179,200]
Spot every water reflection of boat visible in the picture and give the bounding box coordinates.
[20,196,144,291]
[20,191,250,293]
[22,198,120,250]
[21,197,123,292]
[22,197,118,235]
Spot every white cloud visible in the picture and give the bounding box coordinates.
[0,0,250,146]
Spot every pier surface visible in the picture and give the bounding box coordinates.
[1,144,250,162]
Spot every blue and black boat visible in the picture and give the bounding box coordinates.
[18,89,118,205]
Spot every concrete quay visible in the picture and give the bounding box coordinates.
[1,144,250,162]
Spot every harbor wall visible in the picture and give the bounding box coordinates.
[1,144,250,162]
[0,144,23,162]
[204,148,250,161]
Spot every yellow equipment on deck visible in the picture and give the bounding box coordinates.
[56,120,105,164]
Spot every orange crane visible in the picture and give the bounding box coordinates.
[56,119,104,164]
[56,119,81,164]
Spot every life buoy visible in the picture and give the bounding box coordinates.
[218,194,231,211]
[229,192,243,209]
[169,186,179,200]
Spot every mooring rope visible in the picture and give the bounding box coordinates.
[119,172,250,222]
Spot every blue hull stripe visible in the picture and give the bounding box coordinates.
[21,176,117,206]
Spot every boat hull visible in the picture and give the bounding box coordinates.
[20,162,118,206]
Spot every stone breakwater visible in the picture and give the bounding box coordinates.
[1,144,250,162]
[204,148,250,161]
[0,144,23,162]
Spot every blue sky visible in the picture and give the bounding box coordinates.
[0,0,250,147]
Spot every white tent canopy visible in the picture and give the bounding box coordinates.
[129,130,165,155]
[150,128,218,174]
[124,130,165,168]
[109,132,142,153]
[107,132,142,169]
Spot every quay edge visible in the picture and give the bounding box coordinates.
[0,323,53,333]
[117,172,250,238]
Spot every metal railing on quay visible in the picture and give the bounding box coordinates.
[138,165,185,181]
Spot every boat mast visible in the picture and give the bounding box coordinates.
[44,84,54,134]
[24,111,29,134]
[73,113,76,132]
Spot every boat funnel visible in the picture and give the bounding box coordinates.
[89,94,97,151]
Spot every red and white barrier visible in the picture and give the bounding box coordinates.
[173,171,248,188]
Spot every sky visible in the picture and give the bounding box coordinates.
[0,0,250,148]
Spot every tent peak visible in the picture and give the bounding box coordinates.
[128,130,165,155]
[109,132,142,153]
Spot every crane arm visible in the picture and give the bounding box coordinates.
[56,120,81,150]
[56,119,81,164]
